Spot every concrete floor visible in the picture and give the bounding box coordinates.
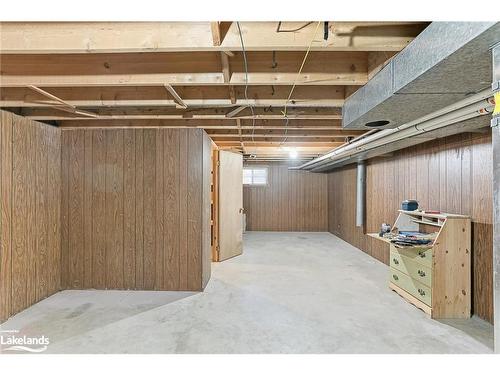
[0,232,493,353]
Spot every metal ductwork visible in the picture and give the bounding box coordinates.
[343,22,500,130]
[293,22,499,172]
[293,90,494,172]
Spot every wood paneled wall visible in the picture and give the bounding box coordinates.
[0,110,61,323]
[327,132,493,322]
[61,128,212,292]
[243,163,328,231]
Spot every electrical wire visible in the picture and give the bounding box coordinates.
[236,22,256,146]
[280,21,321,146]
[276,22,313,33]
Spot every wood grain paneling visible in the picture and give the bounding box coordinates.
[201,133,212,288]
[327,132,494,323]
[243,163,328,231]
[60,128,211,292]
[0,110,61,323]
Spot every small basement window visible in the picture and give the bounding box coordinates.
[243,167,268,186]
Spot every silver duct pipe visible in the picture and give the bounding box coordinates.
[310,108,491,173]
[356,162,366,227]
[292,89,494,172]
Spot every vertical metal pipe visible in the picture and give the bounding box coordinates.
[493,125,500,353]
[356,162,366,227]
[492,42,500,354]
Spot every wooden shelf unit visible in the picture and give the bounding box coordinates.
[370,210,471,319]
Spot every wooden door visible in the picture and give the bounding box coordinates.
[217,150,243,261]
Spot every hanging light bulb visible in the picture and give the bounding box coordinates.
[289,148,298,159]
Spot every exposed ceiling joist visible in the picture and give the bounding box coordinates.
[0,21,430,160]
[209,133,354,139]
[56,119,344,128]
[0,98,345,108]
[0,85,348,108]
[25,114,343,121]
[19,106,343,121]
[0,72,367,87]
[0,22,428,54]
[216,141,343,147]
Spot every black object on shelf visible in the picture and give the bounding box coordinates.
[401,199,419,211]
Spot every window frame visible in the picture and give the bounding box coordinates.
[243,165,269,187]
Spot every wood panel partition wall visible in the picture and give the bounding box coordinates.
[243,163,328,231]
[61,128,212,292]
[327,131,493,322]
[0,110,62,323]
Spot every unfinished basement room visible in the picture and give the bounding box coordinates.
[1,4,500,369]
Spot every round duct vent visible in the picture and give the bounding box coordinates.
[365,120,390,128]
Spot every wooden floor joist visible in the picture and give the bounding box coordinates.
[0,72,368,87]
[0,22,428,53]
[0,21,429,160]
[56,119,345,129]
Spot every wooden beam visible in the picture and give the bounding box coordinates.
[211,22,222,46]
[236,118,243,148]
[212,138,351,144]
[0,86,346,107]
[220,51,237,104]
[20,106,342,121]
[209,133,359,139]
[0,51,366,76]
[211,22,232,47]
[0,98,344,108]
[226,106,247,118]
[0,22,428,53]
[27,114,343,121]
[56,119,345,128]
[221,52,231,82]
[0,85,345,100]
[164,84,187,108]
[241,147,331,155]
[0,72,367,87]
[216,141,342,147]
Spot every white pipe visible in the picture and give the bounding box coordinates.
[295,91,494,171]
[309,105,493,172]
[310,98,493,170]
[292,129,380,169]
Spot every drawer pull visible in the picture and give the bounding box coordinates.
[392,274,399,281]
[417,270,426,277]
[417,288,426,296]
[392,258,399,265]
[418,252,426,258]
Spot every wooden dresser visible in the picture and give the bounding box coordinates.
[370,210,471,319]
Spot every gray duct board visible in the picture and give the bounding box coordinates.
[343,22,500,129]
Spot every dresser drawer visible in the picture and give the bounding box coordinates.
[390,250,432,287]
[390,244,433,268]
[390,268,432,307]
